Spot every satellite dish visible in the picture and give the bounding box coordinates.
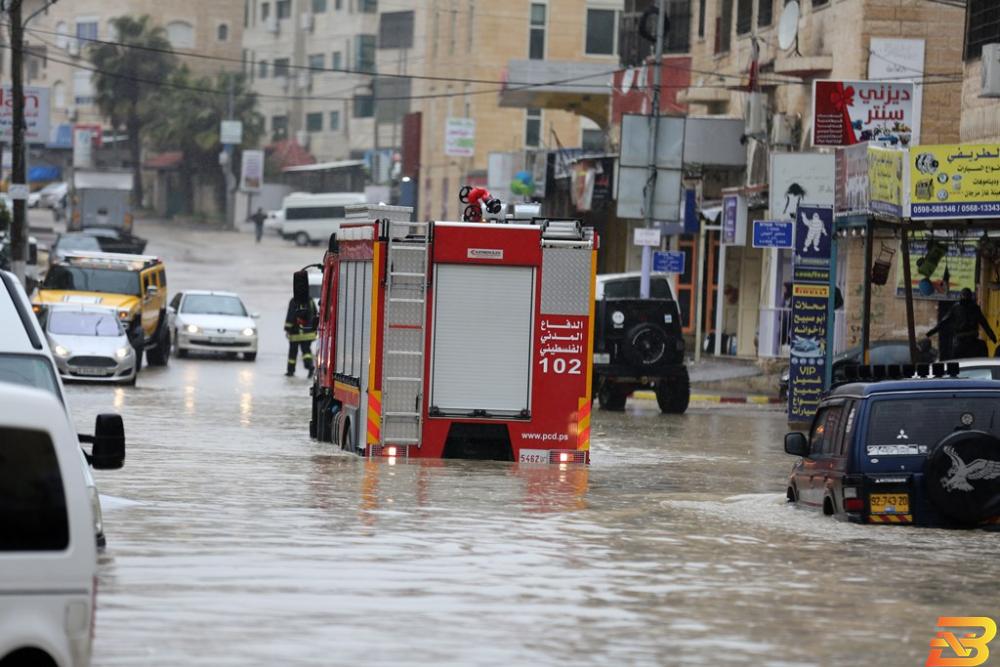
[778,1,800,51]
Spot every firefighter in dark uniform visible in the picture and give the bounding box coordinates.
[285,270,318,376]
[926,287,997,359]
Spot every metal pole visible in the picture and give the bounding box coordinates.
[8,0,27,286]
[694,223,707,362]
[639,0,667,299]
[824,224,838,388]
[900,224,918,362]
[861,219,874,364]
[714,241,726,355]
[224,76,236,230]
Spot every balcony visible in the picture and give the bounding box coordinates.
[499,60,615,128]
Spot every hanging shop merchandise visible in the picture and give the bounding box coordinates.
[895,233,978,300]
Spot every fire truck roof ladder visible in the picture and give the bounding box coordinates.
[380,219,431,449]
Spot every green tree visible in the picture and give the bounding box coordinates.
[149,68,264,216]
[89,15,176,206]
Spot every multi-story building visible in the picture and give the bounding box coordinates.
[680,0,966,358]
[241,0,426,182]
[960,0,1000,144]
[23,0,243,130]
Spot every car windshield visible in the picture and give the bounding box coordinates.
[602,278,673,299]
[867,397,1000,455]
[181,294,247,316]
[958,366,1000,380]
[0,353,61,398]
[56,235,101,252]
[43,265,140,295]
[309,283,321,300]
[47,310,122,337]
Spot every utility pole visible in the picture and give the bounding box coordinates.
[223,75,236,230]
[639,0,666,299]
[7,0,27,286]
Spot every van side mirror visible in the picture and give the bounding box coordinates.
[80,414,126,470]
[784,432,809,457]
[251,312,260,319]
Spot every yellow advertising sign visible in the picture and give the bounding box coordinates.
[867,146,906,217]
[910,143,1000,219]
[896,232,978,301]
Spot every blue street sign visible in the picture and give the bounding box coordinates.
[752,220,794,249]
[653,250,685,274]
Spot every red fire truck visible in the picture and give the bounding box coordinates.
[309,204,598,463]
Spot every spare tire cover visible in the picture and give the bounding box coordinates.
[622,323,668,368]
[924,430,1000,525]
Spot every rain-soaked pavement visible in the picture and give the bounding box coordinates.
[57,219,999,666]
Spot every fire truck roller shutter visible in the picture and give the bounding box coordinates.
[431,264,535,416]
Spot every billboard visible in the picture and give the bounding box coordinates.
[909,144,1000,219]
[0,86,50,143]
[769,153,835,224]
[444,117,475,157]
[867,146,907,218]
[834,142,870,215]
[896,232,978,300]
[239,149,264,193]
[812,80,915,148]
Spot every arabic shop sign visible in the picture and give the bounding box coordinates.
[812,80,915,148]
[788,205,834,422]
[868,146,907,218]
[909,144,1000,219]
[895,232,978,301]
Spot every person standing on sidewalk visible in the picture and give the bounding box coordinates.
[284,271,318,376]
[926,287,996,359]
[248,207,267,243]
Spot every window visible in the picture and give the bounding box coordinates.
[525,108,542,147]
[329,110,340,130]
[75,20,98,42]
[736,0,752,35]
[812,0,829,7]
[353,94,375,118]
[286,206,347,220]
[73,70,94,105]
[166,21,195,49]
[308,53,324,70]
[809,405,844,456]
[261,2,270,20]
[965,0,1000,61]
[529,3,546,60]
[331,51,342,70]
[602,277,673,299]
[379,10,415,49]
[272,114,288,139]
[217,23,229,41]
[666,0,691,53]
[312,0,327,12]
[55,21,69,49]
[0,428,69,552]
[582,128,604,151]
[306,112,323,132]
[698,0,706,37]
[359,0,377,12]
[715,0,732,54]
[758,0,773,27]
[25,46,46,81]
[258,60,268,78]
[53,80,66,109]
[273,57,290,78]
[335,0,342,8]
[43,266,139,296]
[276,0,291,19]
[356,34,376,73]
[0,354,59,397]
[585,8,617,55]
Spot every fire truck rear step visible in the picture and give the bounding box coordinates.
[380,219,431,450]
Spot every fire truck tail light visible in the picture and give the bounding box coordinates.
[387,446,397,457]
[844,497,864,512]
[549,450,587,464]
[369,444,410,459]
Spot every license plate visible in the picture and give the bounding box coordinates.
[593,353,610,364]
[74,367,108,376]
[870,493,909,514]
[209,337,232,343]
[518,449,550,464]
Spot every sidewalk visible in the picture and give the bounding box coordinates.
[632,356,785,407]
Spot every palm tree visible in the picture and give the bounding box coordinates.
[89,16,175,206]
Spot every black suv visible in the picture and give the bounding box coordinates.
[592,273,689,413]
[784,367,1000,528]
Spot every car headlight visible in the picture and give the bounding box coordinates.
[185,324,200,334]
[118,310,130,320]
[115,346,131,359]
[54,344,71,357]
[242,327,256,337]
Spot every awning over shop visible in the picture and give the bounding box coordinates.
[28,165,61,182]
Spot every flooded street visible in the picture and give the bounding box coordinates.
[62,221,998,666]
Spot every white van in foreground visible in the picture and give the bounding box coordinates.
[0,384,99,667]
[279,192,366,246]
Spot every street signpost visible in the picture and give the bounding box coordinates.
[7,183,28,200]
[653,250,685,274]
[220,120,243,145]
[633,227,661,247]
[751,220,794,249]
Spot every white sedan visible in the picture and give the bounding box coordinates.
[168,290,259,360]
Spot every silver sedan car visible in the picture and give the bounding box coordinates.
[45,305,138,385]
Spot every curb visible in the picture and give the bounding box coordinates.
[633,390,782,405]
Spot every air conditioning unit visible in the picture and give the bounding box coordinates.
[295,129,309,147]
[297,71,311,90]
[744,92,767,137]
[67,40,80,57]
[67,106,78,121]
[981,43,1000,98]
[770,112,795,146]
[299,12,314,31]
[265,16,279,33]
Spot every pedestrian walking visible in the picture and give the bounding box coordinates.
[248,207,267,243]
[285,271,318,376]
[926,287,996,359]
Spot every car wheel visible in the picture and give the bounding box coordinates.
[655,366,690,414]
[597,381,628,411]
[341,418,353,453]
[145,317,171,366]
[295,231,310,247]
[244,352,257,361]
[123,372,137,387]
[786,486,798,503]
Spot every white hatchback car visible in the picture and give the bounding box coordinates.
[169,290,259,360]
[45,305,138,385]
[0,383,99,667]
